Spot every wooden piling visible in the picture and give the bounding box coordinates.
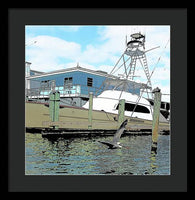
[88,92,93,129]
[118,99,125,126]
[151,87,162,153]
[49,91,60,130]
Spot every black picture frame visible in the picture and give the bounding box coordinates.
[7,8,188,192]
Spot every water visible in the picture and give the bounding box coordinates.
[25,133,170,175]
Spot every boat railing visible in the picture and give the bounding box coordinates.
[25,84,103,100]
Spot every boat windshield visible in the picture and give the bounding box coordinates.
[116,102,150,114]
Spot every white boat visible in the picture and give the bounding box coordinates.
[82,90,168,122]
[82,32,170,123]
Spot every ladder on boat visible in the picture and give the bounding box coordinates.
[128,53,152,89]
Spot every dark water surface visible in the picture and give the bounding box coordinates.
[25,133,170,175]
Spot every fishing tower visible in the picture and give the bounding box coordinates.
[124,32,152,88]
[96,32,153,97]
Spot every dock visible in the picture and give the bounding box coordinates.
[25,90,170,138]
[40,128,169,138]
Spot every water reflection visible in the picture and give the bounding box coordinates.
[144,150,158,175]
[25,133,170,175]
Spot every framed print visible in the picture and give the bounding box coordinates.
[8,8,187,192]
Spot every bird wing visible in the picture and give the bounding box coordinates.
[112,127,125,144]
[113,119,128,143]
[98,141,114,148]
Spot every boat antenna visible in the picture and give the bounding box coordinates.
[129,38,170,119]
[125,35,127,46]
[149,38,170,80]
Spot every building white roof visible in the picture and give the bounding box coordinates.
[27,65,114,79]
[26,65,149,89]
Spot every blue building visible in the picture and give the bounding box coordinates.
[25,62,144,107]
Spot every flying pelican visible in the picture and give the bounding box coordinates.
[98,119,128,149]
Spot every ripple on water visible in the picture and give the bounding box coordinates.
[25,133,170,175]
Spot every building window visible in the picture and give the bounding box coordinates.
[87,77,93,87]
[40,80,50,90]
[116,103,150,114]
[64,77,73,88]
[50,80,56,90]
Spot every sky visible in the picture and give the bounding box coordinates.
[25,25,170,102]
